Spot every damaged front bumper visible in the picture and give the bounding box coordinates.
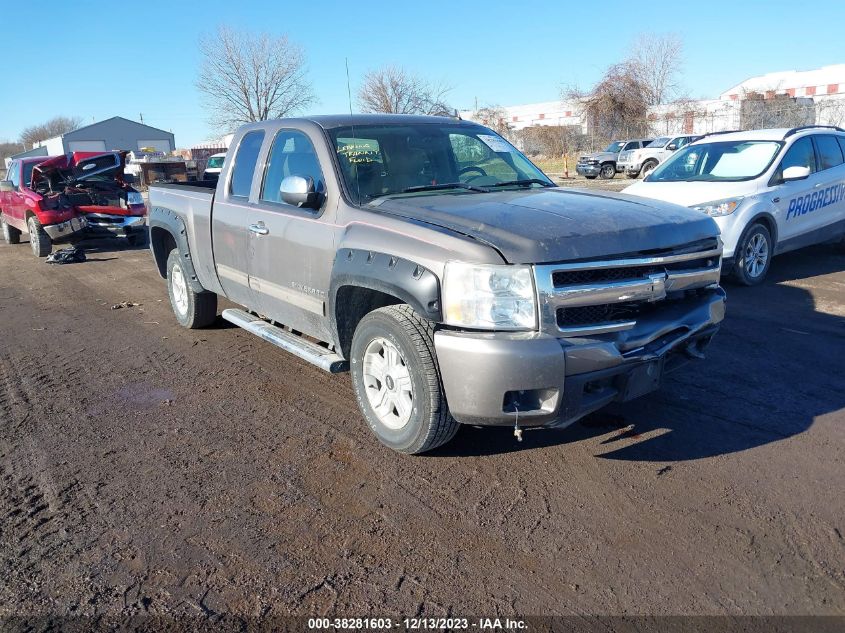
[43,216,89,241]
[434,287,726,428]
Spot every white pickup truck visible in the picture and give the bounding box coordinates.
[624,126,845,284]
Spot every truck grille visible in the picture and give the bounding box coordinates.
[534,239,722,336]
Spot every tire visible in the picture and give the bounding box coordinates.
[641,160,658,178]
[350,304,459,455]
[1,214,21,245]
[166,248,217,328]
[584,175,597,180]
[626,171,639,179]
[732,223,773,286]
[127,231,148,248]
[27,216,51,257]
[599,163,616,180]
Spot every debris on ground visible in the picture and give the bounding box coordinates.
[111,301,139,310]
[46,246,86,265]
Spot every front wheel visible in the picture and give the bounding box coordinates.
[1,214,21,244]
[641,160,658,178]
[27,216,51,257]
[166,249,217,328]
[733,223,773,286]
[350,305,459,454]
[599,163,616,180]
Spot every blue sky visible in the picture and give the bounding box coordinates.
[1,0,843,147]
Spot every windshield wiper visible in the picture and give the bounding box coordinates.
[402,182,490,193]
[487,179,554,188]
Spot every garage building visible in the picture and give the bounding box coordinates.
[34,116,175,155]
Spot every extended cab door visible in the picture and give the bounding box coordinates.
[246,128,336,343]
[210,130,266,308]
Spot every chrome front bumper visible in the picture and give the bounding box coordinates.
[44,216,89,240]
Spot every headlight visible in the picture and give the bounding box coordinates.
[442,262,536,330]
[692,198,742,217]
[127,192,144,206]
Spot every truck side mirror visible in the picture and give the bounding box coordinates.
[0,180,15,192]
[667,143,678,151]
[280,175,320,209]
[782,165,811,182]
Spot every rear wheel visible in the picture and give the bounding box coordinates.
[27,216,51,257]
[733,223,773,286]
[350,304,459,454]
[166,249,217,328]
[599,163,616,179]
[1,214,21,244]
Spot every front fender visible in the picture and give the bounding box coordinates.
[329,249,441,321]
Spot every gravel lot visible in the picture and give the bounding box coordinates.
[1,222,844,626]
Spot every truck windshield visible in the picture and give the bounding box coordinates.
[646,137,670,148]
[329,124,553,203]
[648,140,783,182]
[207,156,225,168]
[604,141,624,153]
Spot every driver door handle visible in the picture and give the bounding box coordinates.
[248,222,269,236]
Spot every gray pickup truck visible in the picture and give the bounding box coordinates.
[147,114,725,454]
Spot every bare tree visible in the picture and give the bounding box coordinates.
[473,105,511,136]
[19,116,83,149]
[0,140,25,161]
[566,62,652,142]
[630,33,684,106]
[197,26,315,131]
[358,66,452,116]
[517,125,585,157]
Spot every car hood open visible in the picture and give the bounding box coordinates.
[33,151,128,185]
[369,188,720,264]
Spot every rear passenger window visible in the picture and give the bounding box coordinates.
[815,135,844,170]
[229,131,265,198]
[261,130,325,205]
[779,137,817,176]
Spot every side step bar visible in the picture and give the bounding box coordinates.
[221,308,349,373]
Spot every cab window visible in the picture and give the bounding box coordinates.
[777,137,817,179]
[814,135,844,171]
[261,130,325,206]
[623,142,638,151]
[8,162,20,189]
[229,130,265,198]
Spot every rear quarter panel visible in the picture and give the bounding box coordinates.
[148,184,221,293]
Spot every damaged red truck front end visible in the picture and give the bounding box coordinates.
[32,151,147,244]
[1,151,147,257]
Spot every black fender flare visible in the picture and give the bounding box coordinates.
[147,206,206,293]
[329,249,441,346]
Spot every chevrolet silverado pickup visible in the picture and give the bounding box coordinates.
[148,114,726,454]
[0,151,146,256]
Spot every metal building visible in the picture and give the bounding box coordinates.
[33,116,175,155]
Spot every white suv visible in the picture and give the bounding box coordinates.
[618,135,701,179]
[623,126,845,284]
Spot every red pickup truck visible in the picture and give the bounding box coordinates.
[0,151,146,257]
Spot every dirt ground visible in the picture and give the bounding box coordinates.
[1,228,844,628]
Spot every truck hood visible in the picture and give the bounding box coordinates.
[623,180,756,208]
[580,151,616,162]
[33,151,128,185]
[369,188,720,264]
